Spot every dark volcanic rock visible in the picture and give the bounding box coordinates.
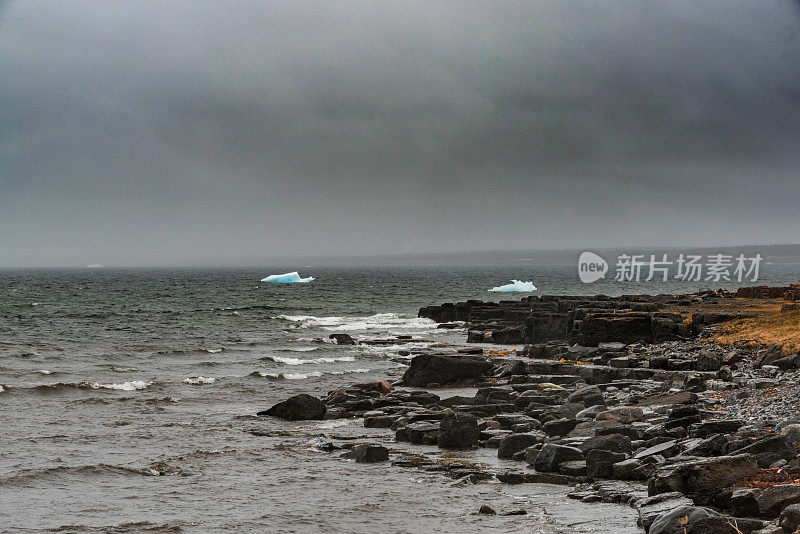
[341,444,389,463]
[402,354,492,387]
[437,412,479,449]
[648,506,717,534]
[258,394,326,421]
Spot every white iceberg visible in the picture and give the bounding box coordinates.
[261,271,314,283]
[488,280,537,292]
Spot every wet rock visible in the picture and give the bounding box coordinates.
[580,433,633,454]
[559,460,588,477]
[757,484,800,519]
[567,385,606,408]
[782,424,800,448]
[437,412,479,449]
[613,458,656,480]
[690,419,746,438]
[363,413,400,428]
[497,432,545,459]
[543,417,579,437]
[341,444,389,463]
[329,333,356,345]
[478,505,496,515]
[637,391,697,406]
[731,435,796,468]
[649,454,759,505]
[683,434,729,457]
[576,405,607,419]
[635,493,694,530]
[533,443,584,472]
[695,350,724,372]
[396,422,440,445]
[635,440,678,459]
[402,354,492,387]
[779,503,800,532]
[258,394,326,421]
[731,488,761,518]
[585,449,626,478]
[596,406,645,424]
[492,327,525,344]
[648,505,718,534]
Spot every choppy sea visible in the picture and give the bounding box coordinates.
[2,264,799,532]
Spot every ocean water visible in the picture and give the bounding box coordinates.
[2,264,799,533]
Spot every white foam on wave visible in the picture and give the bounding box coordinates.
[91,380,151,391]
[269,355,355,365]
[260,271,314,283]
[112,366,139,373]
[0,385,4,393]
[329,368,370,375]
[204,348,223,354]
[488,280,537,292]
[282,346,319,352]
[183,376,215,385]
[276,313,436,332]
[35,369,53,375]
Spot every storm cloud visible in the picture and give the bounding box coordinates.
[1,1,799,266]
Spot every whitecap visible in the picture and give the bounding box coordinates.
[329,368,370,375]
[183,376,215,385]
[0,385,5,393]
[91,380,151,391]
[112,366,139,373]
[35,369,53,375]
[253,371,322,380]
[266,355,355,365]
[204,348,223,354]
[275,313,436,332]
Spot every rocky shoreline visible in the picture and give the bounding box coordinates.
[260,288,800,534]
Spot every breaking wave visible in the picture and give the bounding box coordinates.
[182,376,215,385]
[260,355,355,365]
[274,313,436,332]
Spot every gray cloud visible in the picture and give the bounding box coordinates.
[1,1,799,266]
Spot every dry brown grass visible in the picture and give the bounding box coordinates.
[714,309,800,355]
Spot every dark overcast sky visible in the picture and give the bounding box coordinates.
[1,1,799,267]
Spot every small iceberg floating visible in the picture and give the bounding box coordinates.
[488,280,537,292]
[261,271,314,283]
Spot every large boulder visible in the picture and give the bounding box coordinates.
[648,454,759,505]
[402,354,492,387]
[258,394,326,420]
[438,412,479,449]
